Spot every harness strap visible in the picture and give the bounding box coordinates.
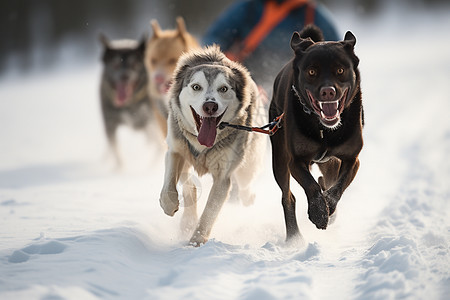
[218,113,284,136]
[226,0,315,62]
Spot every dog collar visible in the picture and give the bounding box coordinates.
[291,85,312,115]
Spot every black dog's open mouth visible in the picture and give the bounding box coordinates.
[190,106,225,148]
[307,88,348,128]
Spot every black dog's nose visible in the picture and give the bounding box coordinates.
[203,101,218,116]
[320,86,336,101]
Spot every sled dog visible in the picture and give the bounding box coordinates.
[99,34,152,167]
[160,46,264,246]
[269,25,364,241]
[145,17,200,137]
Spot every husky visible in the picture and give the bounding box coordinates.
[145,17,200,138]
[99,34,152,167]
[160,46,265,246]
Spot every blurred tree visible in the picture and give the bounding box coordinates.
[0,0,448,75]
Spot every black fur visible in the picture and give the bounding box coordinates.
[269,26,364,241]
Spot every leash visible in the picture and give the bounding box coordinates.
[218,113,284,136]
[292,84,312,115]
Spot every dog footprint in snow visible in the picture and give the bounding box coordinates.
[8,240,68,263]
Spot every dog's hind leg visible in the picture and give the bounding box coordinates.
[232,171,255,207]
[232,160,259,207]
[105,125,122,169]
[180,166,198,235]
[323,157,360,215]
[271,138,302,241]
[317,157,341,191]
[189,176,231,246]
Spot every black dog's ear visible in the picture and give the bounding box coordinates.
[343,31,356,48]
[341,31,359,67]
[99,33,112,62]
[137,34,147,53]
[290,32,314,54]
[99,33,110,49]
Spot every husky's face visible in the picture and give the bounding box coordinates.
[177,66,242,148]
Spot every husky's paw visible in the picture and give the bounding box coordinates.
[159,190,179,216]
[308,194,329,230]
[189,231,208,247]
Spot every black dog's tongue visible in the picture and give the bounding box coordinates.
[321,101,339,118]
[198,117,217,148]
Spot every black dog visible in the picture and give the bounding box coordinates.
[269,25,363,241]
[99,34,152,167]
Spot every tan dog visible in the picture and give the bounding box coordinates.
[145,17,200,138]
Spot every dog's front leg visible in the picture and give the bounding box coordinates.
[290,159,329,230]
[159,151,185,216]
[323,157,360,215]
[189,176,231,246]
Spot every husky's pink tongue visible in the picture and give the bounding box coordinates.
[197,117,217,148]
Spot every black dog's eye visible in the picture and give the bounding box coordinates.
[218,86,228,93]
[336,68,345,75]
[191,84,202,91]
[307,68,317,77]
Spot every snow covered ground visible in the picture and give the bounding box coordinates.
[1,6,449,300]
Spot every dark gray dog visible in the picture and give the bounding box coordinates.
[99,34,152,167]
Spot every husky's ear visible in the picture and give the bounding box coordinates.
[290,32,314,54]
[99,33,110,49]
[174,63,191,88]
[230,66,246,101]
[151,19,161,39]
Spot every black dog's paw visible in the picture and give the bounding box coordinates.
[323,189,340,216]
[308,194,329,230]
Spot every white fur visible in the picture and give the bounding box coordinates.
[160,62,265,246]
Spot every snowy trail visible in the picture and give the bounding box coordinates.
[1,7,450,300]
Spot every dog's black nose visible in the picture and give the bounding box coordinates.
[203,101,218,116]
[320,86,336,101]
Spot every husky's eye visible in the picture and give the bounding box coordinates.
[191,84,202,91]
[307,68,317,77]
[218,86,228,93]
[336,68,345,75]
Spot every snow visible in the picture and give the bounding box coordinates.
[1,7,450,300]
